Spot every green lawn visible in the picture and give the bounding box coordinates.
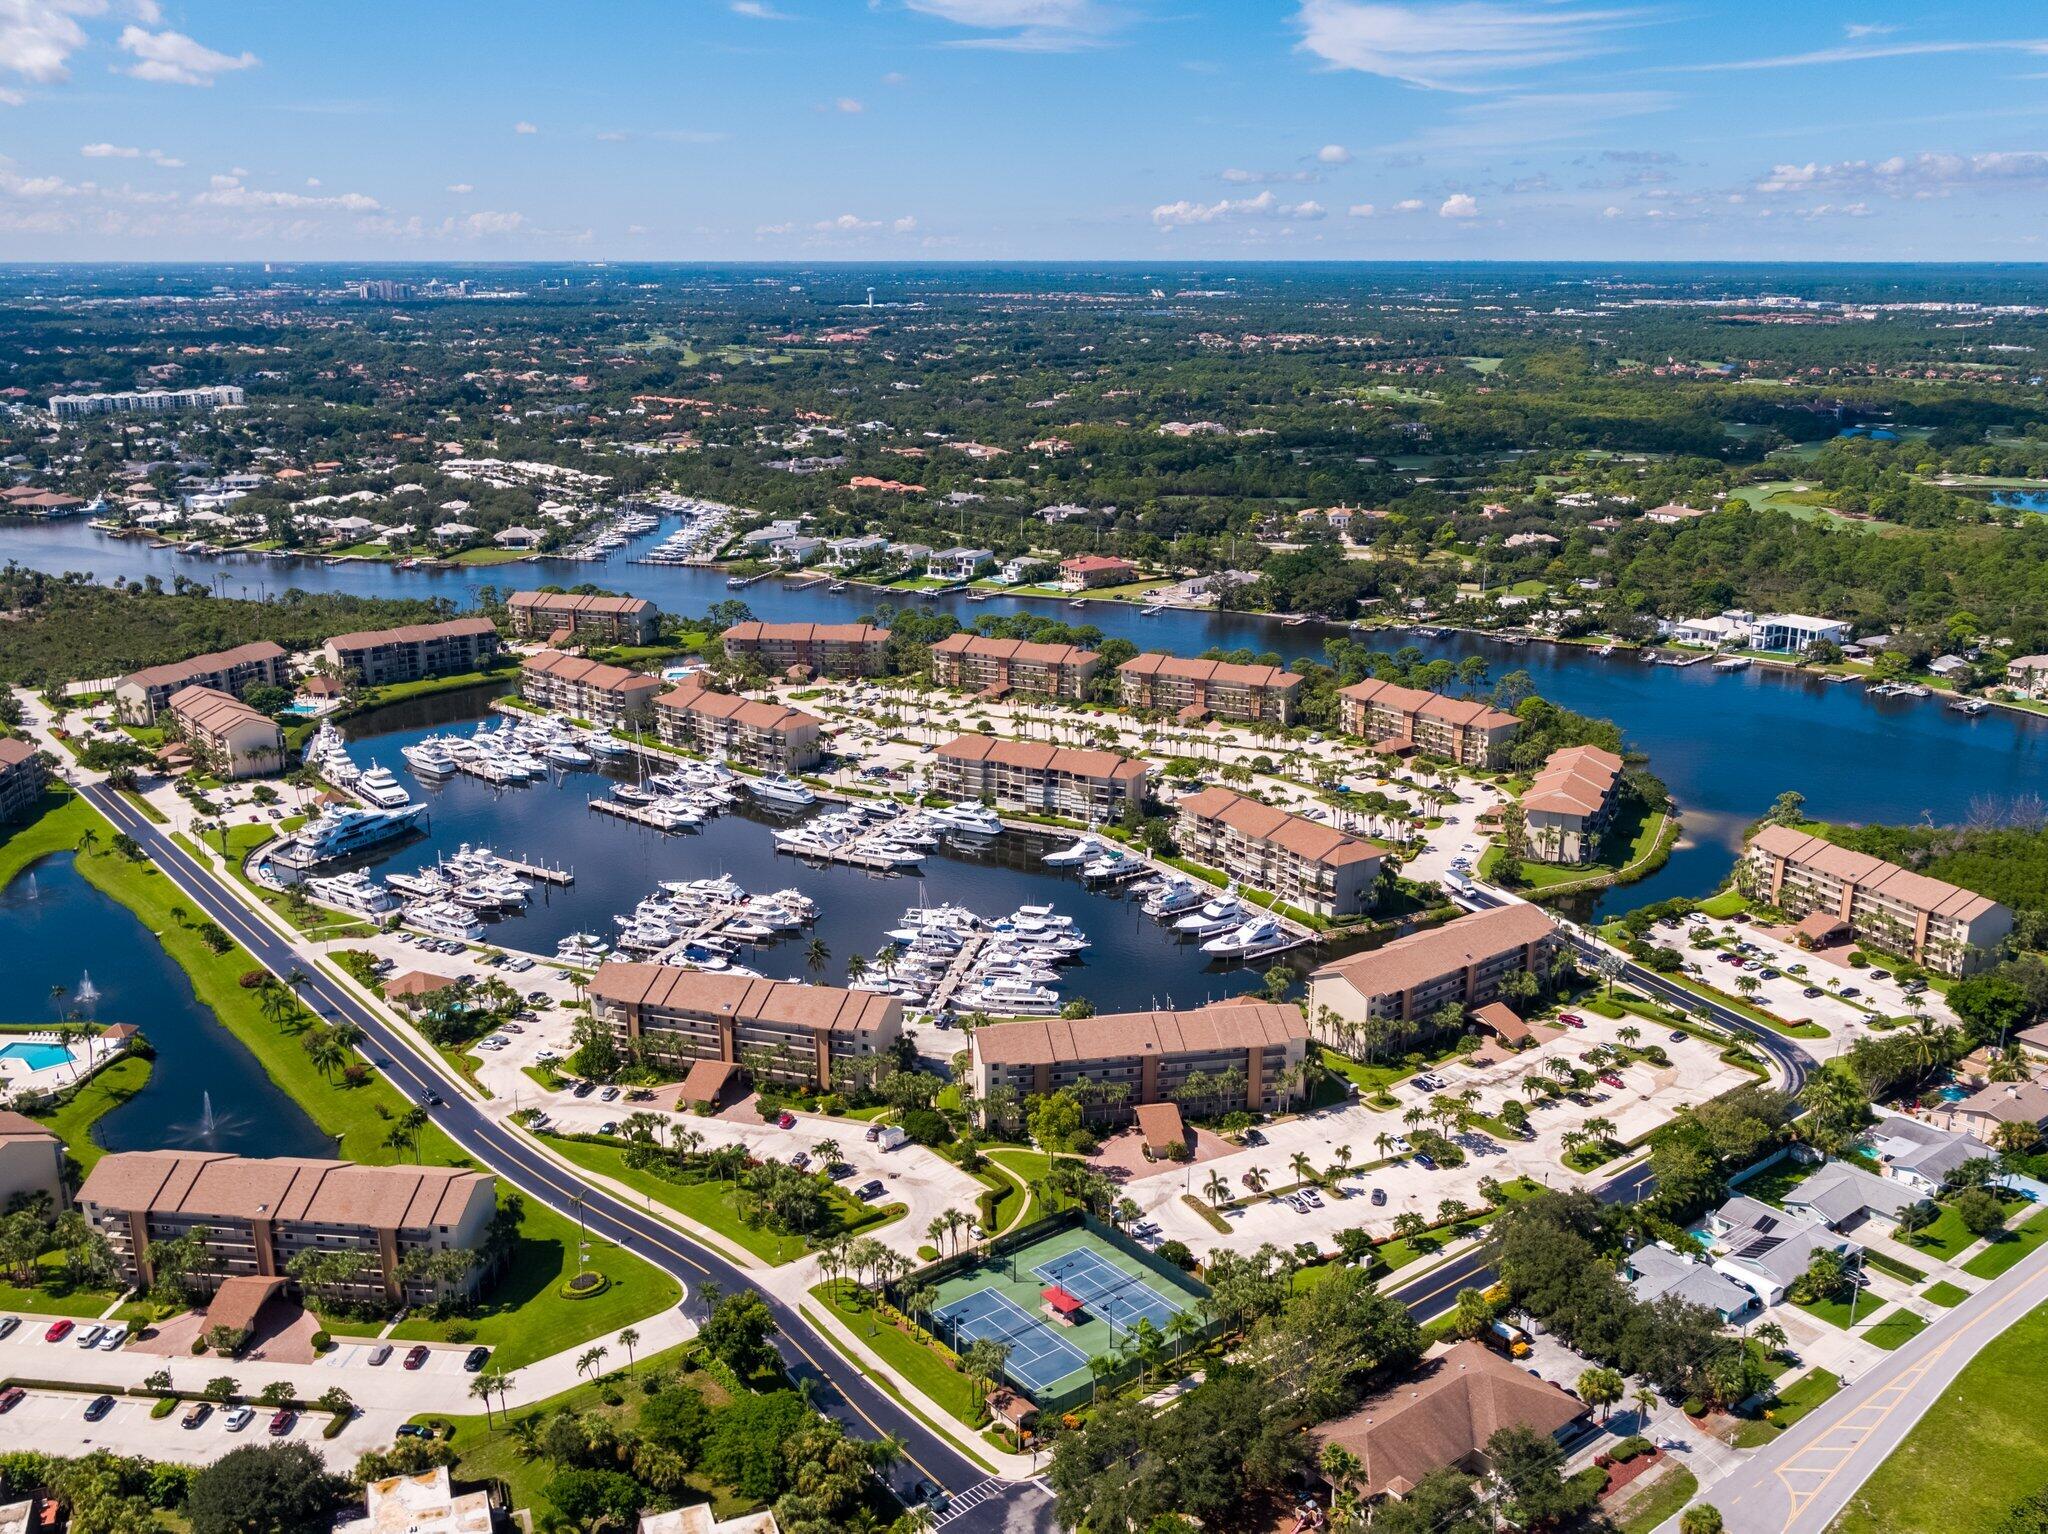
[29,1053,151,1175]
[1316,1046,1417,1102]
[0,789,95,887]
[548,1137,899,1265]
[1961,1208,2048,1279]
[1731,1368,1843,1448]
[1794,1289,1875,1330]
[984,1147,1057,1227]
[1860,1249,1927,1284]
[0,1249,137,1319]
[1696,889,1751,919]
[1862,1307,1930,1351]
[1897,1199,2030,1264]
[1618,1465,1700,1534]
[1829,1301,2048,1534]
[1922,1281,1970,1308]
[809,1283,985,1428]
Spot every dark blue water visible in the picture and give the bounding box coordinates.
[9,519,2048,912]
[314,685,1266,1012]
[0,852,331,1157]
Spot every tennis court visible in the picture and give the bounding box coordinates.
[922,1214,1214,1410]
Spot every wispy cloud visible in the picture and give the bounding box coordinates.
[1756,151,2048,195]
[730,0,792,17]
[1292,1,1649,91]
[1680,37,2048,72]
[902,0,1126,52]
[1151,190,1326,226]
[116,26,258,86]
[1386,89,1671,152]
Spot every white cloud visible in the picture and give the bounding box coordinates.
[815,212,878,231]
[1394,197,1425,211]
[513,120,537,134]
[116,26,257,86]
[595,129,628,141]
[1389,89,1670,152]
[82,142,140,158]
[1843,22,1897,38]
[882,70,908,85]
[1150,190,1327,226]
[1347,201,1375,216]
[1221,167,1317,184]
[892,214,918,232]
[833,96,863,113]
[1292,0,1646,91]
[1439,192,1479,217]
[1317,143,1352,164]
[902,0,1121,52]
[1682,37,2046,72]
[192,175,379,211]
[1757,151,2048,197]
[0,0,98,90]
[446,182,474,194]
[457,209,524,235]
[729,0,791,16]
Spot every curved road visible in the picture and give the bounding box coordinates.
[80,782,1051,1532]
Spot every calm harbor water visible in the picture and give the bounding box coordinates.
[318,685,1268,1012]
[0,852,332,1158]
[9,518,2048,912]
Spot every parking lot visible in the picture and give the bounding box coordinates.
[0,1386,367,1468]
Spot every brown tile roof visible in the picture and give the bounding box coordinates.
[1950,1081,2048,1126]
[1338,679,1520,734]
[588,964,902,1037]
[386,970,458,999]
[77,1151,492,1231]
[1311,904,1559,999]
[1471,1001,1529,1043]
[722,621,885,646]
[0,1111,57,1143]
[326,617,497,651]
[1119,653,1303,691]
[204,1275,286,1336]
[936,733,1149,784]
[971,1001,1306,1068]
[168,685,278,739]
[1134,1101,1187,1152]
[120,641,286,692]
[679,1059,739,1105]
[931,632,1097,668]
[0,738,39,769]
[1312,1341,1586,1500]
[1748,824,2001,923]
[521,649,663,697]
[656,682,820,735]
[1175,785,1385,868]
[508,591,653,617]
[1521,744,1622,817]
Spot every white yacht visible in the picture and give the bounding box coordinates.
[385,868,449,900]
[557,932,611,962]
[931,802,1004,836]
[356,765,413,809]
[972,976,1062,1015]
[404,901,486,942]
[1175,896,1245,936]
[1202,916,1289,958]
[546,740,595,768]
[1041,836,1101,867]
[612,783,658,806]
[584,733,628,760]
[305,871,397,915]
[1143,876,1204,917]
[401,740,458,778]
[281,802,427,866]
[747,774,817,810]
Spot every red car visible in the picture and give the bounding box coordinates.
[1558,1014,1586,1029]
[43,1319,72,1343]
[0,1387,23,1414]
[1601,1073,1625,1089]
[268,1409,296,1437]
[775,1111,796,1129]
[403,1345,430,1371]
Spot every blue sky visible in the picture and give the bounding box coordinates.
[3,1,2047,261]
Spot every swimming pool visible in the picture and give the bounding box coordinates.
[0,1041,74,1071]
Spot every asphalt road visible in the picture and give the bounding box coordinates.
[81,783,1056,1534]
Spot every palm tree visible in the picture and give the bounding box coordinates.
[804,937,831,978]
[575,1345,608,1383]
[1087,1353,1116,1404]
[469,1372,498,1425]
[845,953,868,985]
[617,1326,639,1376]
[1288,1150,1316,1188]
[1633,1383,1659,1431]
[1753,1320,1788,1359]
[1204,1171,1230,1209]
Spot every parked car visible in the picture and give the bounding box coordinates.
[181,1402,212,1429]
[268,1409,296,1437]
[403,1345,430,1370]
[1412,1152,1436,1170]
[572,1080,596,1098]
[789,1152,811,1171]
[76,1324,106,1349]
[600,1086,620,1102]
[1370,1188,1387,1206]
[369,1344,392,1366]
[1557,1013,1583,1028]
[863,1125,881,1141]
[1601,1073,1625,1089]
[44,1319,73,1343]
[84,1395,115,1422]
[0,1388,23,1414]
[1803,986,1825,998]
[0,1316,18,1339]
[225,1406,256,1432]
[98,1324,127,1350]
[464,1346,491,1373]
[396,1423,430,1439]
[1242,1128,1267,1147]
[856,1179,886,1201]
[776,1111,797,1129]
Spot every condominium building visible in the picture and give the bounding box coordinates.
[1306,904,1563,1036]
[0,1113,64,1210]
[115,641,290,724]
[167,685,286,779]
[654,682,823,771]
[519,650,663,727]
[76,1151,498,1307]
[1337,680,1521,767]
[968,1001,1308,1121]
[322,618,500,687]
[0,739,48,825]
[1740,823,2014,976]
[1173,786,1384,918]
[49,385,245,420]
[1119,654,1302,723]
[930,633,1101,700]
[719,621,889,678]
[587,966,903,1089]
[1520,745,1623,863]
[506,591,658,645]
[933,735,1149,821]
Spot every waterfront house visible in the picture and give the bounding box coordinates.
[2007,654,2048,700]
[1740,823,2013,976]
[1173,786,1384,918]
[1520,745,1623,864]
[968,1001,1307,1122]
[927,547,995,581]
[167,685,286,779]
[1058,554,1136,590]
[323,618,500,687]
[1306,904,1562,1037]
[115,640,290,724]
[1749,613,1852,655]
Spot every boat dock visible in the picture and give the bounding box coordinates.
[922,931,996,1014]
[589,797,690,832]
[650,900,750,962]
[776,819,925,874]
[497,854,574,885]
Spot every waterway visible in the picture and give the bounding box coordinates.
[10,518,2048,913]
[313,684,1267,1012]
[0,851,333,1158]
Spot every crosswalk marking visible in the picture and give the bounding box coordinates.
[930,1477,1006,1527]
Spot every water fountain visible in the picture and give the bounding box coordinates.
[199,1091,218,1142]
[22,873,35,901]
[74,971,99,1019]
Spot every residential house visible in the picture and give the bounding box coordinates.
[1643,502,1711,524]
[719,621,888,678]
[930,633,1100,700]
[1118,654,1302,724]
[587,967,902,1090]
[1741,824,2014,977]
[968,1001,1308,1122]
[115,641,290,724]
[519,651,663,728]
[0,738,47,824]
[1863,1113,1980,1195]
[335,1468,496,1534]
[1306,904,1562,1037]
[167,685,286,779]
[1700,1194,1861,1306]
[1933,1081,2048,1145]
[825,535,889,568]
[1059,554,1136,590]
[1336,680,1521,767]
[1750,614,1852,655]
[1520,745,1624,864]
[323,618,500,687]
[1174,786,1384,918]
[506,591,659,645]
[2007,655,2048,700]
[639,1507,778,1534]
[1783,1161,1921,1231]
[927,547,995,581]
[654,683,823,772]
[76,1151,498,1307]
[932,735,1149,822]
[0,1113,65,1210]
[1623,1242,1757,1322]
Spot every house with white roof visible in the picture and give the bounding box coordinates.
[1624,1241,1757,1322]
[1783,1161,1920,1232]
[1702,1194,1862,1306]
[1863,1112,1979,1195]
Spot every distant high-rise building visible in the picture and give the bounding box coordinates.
[47,385,244,421]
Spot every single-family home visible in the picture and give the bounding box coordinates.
[927,547,995,581]
[1934,1081,2048,1146]
[1623,1241,1757,1322]
[1863,1113,1980,1195]
[1700,1194,1861,1306]
[1782,1161,1921,1232]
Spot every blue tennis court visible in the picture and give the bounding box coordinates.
[933,1285,1090,1394]
[1031,1247,1188,1337]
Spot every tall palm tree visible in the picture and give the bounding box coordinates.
[617,1327,639,1376]
[804,937,831,978]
